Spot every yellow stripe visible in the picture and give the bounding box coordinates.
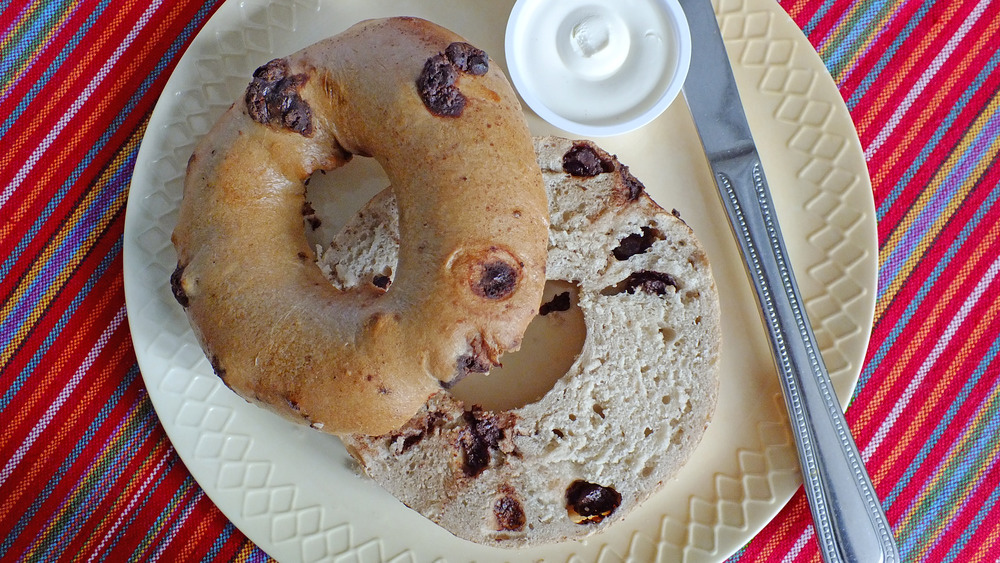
[0,1,78,101]
[874,90,1000,321]
[854,220,999,436]
[854,2,964,138]
[870,278,1000,485]
[899,382,1000,560]
[869,14,1000,189]
[0,126,140,367]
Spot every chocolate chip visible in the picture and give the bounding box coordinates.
[388,410,446,454]
[373,275,392,289]
[474,260,518,300]
[417,53,466,117]
[619,165,645,200]
[562,143,613,177]
[460,409,503,477]
[539,291,571,315]
[170,264,189,308]
[565,480,621,524]
[245,58,313,135]
[446,42,489,75]
[612,227,662,260]
[622,270,678,295]
[600,270,679,297]
[494,495,526,531]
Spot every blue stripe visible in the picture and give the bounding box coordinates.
[883,332,1000,520]
[0,237,121,412]
[821,0,896,79]
[200,521,237,562]
[37,391,162,560]
[0,0,213,286]
[873,47,1000,220]
[844,1,936,109]
[94,445,181,561]
[858,173,1000,392]
[875,105,1000,300]
[895,337,1000,558]
[0,142,130,342]
[798,0,836,38]
[0,364,141,557]
[0,0,76,88]
[941,472,1000,563]
[0,0,110,121]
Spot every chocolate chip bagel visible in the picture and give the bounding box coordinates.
[324,137,721,546]
[171,17,549,436]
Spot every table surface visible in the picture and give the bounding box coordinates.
[1,1,998,562]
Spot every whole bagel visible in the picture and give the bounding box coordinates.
[170,17,549,436]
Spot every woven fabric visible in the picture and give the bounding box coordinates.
[0,0,997,561]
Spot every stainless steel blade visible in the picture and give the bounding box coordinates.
[678,0,899,561]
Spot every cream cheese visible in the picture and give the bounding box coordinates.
[505,0,690,135]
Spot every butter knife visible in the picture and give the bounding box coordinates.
[677,0,899,561]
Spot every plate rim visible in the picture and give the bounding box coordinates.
[123,0,877,561]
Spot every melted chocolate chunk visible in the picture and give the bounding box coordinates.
[494,495,526,531]
[460,409,503,477]
[449,336,496,387]
[565,480,621,524]
[539,291,571,315]
[562,143,613,177]
[446,42,489,75]
[474,260,518,300]
[612,227,661,261]
[170,264,189,308]
[622,270,678,296]
[372,275,392,289]
[619,165,645,200]
[245,58,313,135]
[417,53,466,117]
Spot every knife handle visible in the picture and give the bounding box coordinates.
[714,153,899,563]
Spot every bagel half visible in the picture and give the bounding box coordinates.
[323,136,721,546]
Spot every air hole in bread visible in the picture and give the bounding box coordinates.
[302,156,390,253]
[450,280,585,411]
[660,326,677,343]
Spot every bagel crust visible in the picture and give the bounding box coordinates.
[171,18,549,436]
[328,137,722,546]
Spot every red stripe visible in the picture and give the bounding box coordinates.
[0,327,136,558]
[868,16,1000,238]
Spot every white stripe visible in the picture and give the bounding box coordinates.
[863,0,989,159]
[0,0,164,209]
[86,449,173,562]
[781,524,814,563]
[0,307,126,486]
[863,251,1000,461]
[148,489,203,562]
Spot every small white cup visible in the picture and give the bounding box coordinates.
[505,0,692,137]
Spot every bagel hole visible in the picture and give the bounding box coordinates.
[449,280,586,411]
[301,157,390,252]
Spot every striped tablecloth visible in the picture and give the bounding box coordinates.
[1,0,997,561]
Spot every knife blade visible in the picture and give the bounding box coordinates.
[677,1,899,561]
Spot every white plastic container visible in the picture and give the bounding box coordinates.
[505,0,692,137]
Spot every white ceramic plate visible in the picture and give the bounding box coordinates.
[123,0,877,561]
